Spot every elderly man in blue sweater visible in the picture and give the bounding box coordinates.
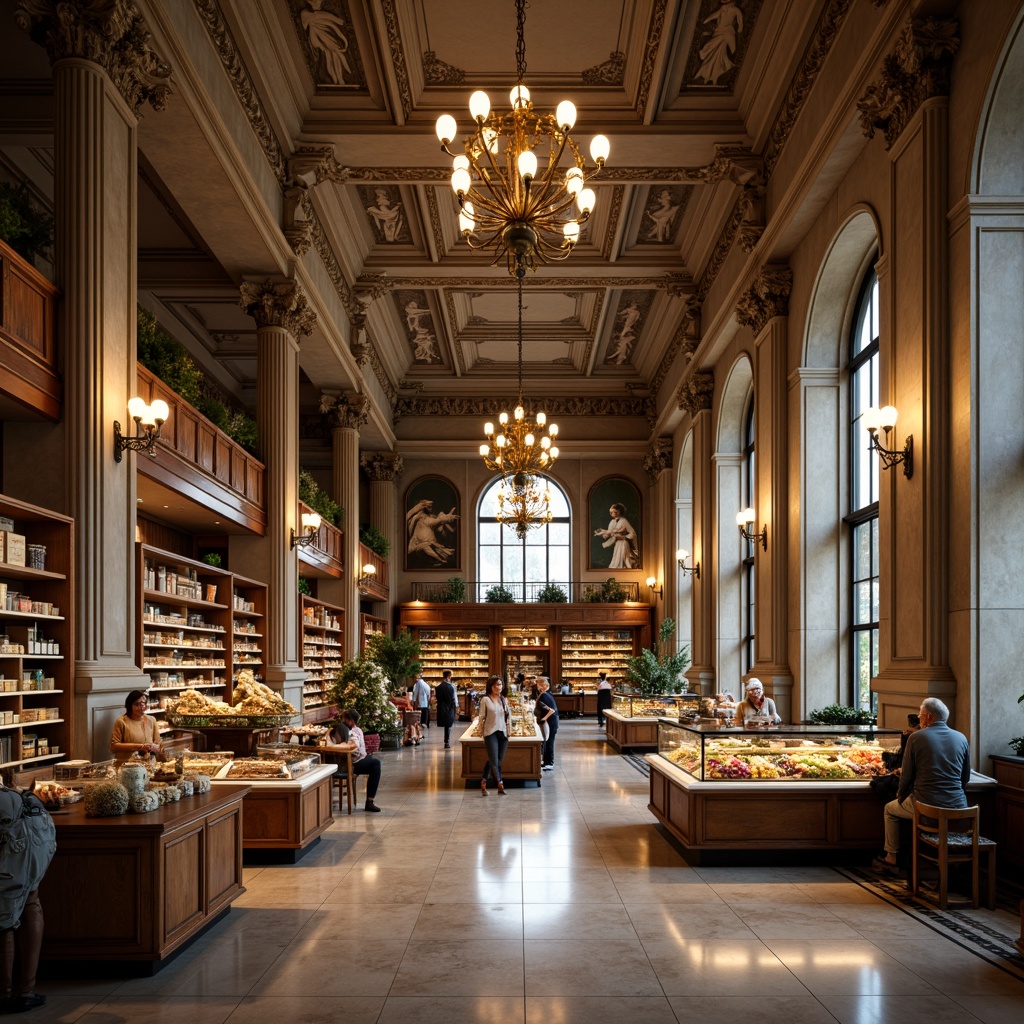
[872,697,971,874]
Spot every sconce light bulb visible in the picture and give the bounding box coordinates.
[737,507,755,528]
[879,405,898,430]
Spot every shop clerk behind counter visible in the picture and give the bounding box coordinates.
[109,690,170,762]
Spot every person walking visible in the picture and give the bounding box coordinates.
[535,676,559,771]
[435,669,458,749]
[478,676,510,795]
[339,710,384,812]
[411,673,431,731]
[596,671,613,727]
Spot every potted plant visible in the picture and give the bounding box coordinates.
[624,618,691,696]
[298,469,343,526]
[485,584,516,603]
[437,576,466,603]
[584,577,629,603]
[298,577,312,597]
[326,658,401,752]
[808,704,877,726]
[0,181,53,267]
[536,583,568,603]
[1009,690,1024,756]
[359,524,390,559]
[201,553,222,567]
[364,629,422,695]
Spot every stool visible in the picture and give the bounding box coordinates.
[320,747,357,815]
[911,801,997,910]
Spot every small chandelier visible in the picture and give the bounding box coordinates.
[435,0,609,278]
[479,275,559,539]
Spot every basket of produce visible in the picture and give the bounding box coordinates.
[167,670,297,728]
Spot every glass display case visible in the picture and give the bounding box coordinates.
[656,719,902,781]
[612,694,698,718]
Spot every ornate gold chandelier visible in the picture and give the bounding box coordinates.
[479,275,559,539]
[434,0,610,279]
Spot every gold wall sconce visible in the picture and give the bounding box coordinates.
[290,510,322,549]
[676,549,701,580]
[863,405,913,478]
[114,397,169,462]
[645,576,663,599]
[736,508,768,551]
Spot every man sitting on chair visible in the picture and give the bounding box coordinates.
[338,709,384,813]
[872,697,970,875]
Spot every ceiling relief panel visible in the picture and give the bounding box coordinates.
[392,289,446,367]
[680,0,765,92]
[357,184,412,244]
[289,0,367,89]
[636,184,694,246]
[602,289,656,369]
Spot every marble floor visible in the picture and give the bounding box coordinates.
[39,722,1023,1023]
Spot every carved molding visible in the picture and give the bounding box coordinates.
[386,273,697,291]
[282,184,314,256]
[736,185,766,253]
[857,18,960,149]
[240,279,317,336]
[735,265,793,335]
[423,49,465,85]
[322,391,370,431]
[650,297,701,395]
[643,437,673,481]
[360,450,405,482]
[191,0,287,183]
[379,0,412,120]
[677,372,714,417]
[696,198,744,302]
[287,0,366,89]
[636,0,668,121]
[15,0,172,114]
[393,395,654,420]
[582,50,625,86]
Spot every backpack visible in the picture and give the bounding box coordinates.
[0,788,57,930]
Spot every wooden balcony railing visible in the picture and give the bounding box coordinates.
[410,580,642,603]
[357,543,389,599]
[136,364,266,533]
[297,499,343,577]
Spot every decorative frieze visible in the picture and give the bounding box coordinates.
[240,279,317,337]
[393,395,654,421]
[735,265,793,335]
[677,372,715,417]
[321,392,369,431]
[857,18,960,149]
[650,297,701,395]
[582,50,625,86]
[422,49,465,85]
[360,451,405,482]
[643,438,673,481]
[15,0,172,114]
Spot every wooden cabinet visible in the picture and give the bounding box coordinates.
[301,596,344,720]
[559,628,636,688]
[360,613,387,652]
[416,628,491,688]
[0,494,73,773]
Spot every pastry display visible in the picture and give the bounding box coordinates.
[32,780,79,809]
[167,671,296,726]
[223,757,289,779]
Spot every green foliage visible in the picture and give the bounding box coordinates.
[326,658,401,736]
[0,181,53,264]
[437,576,466,603]
[485,584,516,603]
[201,553,222,567]
[297,577,312,596]
[1009,737,1024,756]
[298,469,343,526]
[625,618,691,696]
[364,629,421,694]
[359,523,390,558]
[583,577,629,603]
[808,704,877,725]
[536,583,568,603]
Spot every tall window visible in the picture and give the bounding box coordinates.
[848,269,880,710]
[740,400,755,673]
[477,477,571,601]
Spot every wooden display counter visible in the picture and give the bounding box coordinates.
[554,693,583,718]
[991,754,1024,878]
[604,709,660,751]
[41,785,250,973]
[211,763,336,862]
[460,721,543,785]
[647,755,997,865]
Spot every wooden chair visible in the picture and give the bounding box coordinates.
[319,745,357,815]
[911,801,997,910]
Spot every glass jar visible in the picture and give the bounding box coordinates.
[26,544,46,570]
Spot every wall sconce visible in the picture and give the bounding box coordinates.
[645,576,663,599]
[114,397,169,463]
[863,405,913,478]
[290,510,322,549]
[356,563,377,587]
[736,508,768,550]
[676,549,701,580]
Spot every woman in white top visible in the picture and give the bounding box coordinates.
[478,675,509,795]
[734,679,782,725]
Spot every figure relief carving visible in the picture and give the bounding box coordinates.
[642,187,687,243]
[359,185,408,243]
[360,451,405,482]
[282,185,314,256]
[693,0,745,85]
[643,438,673,481]
[240,279,317,337]
[15,0,172,113]
[322,392,370,431]
[677,372,715,417]
[298,0,360,86]
[857,17,960,149]
[735,265,793,335]
[736,184,766,253]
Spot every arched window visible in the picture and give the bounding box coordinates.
[740,399,755,673]
[847,268,880,710]
[477,476,571,600]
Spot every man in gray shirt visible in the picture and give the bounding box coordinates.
[872,697,971,874]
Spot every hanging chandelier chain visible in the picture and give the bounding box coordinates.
[515,0,527,85]
[517,274,524,404]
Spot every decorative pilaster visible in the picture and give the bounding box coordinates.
[677,372,715,418]
[235,278,316,707]
[361,451,404,620]
[642,438,673,625]
[735,265,793,336]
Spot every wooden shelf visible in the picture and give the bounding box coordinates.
[301,596,345,714]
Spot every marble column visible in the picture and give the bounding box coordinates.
[235,279,316,711]
[16,2,172,757]
[360,450,405,623]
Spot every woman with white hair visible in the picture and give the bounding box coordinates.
[734,679,782,725]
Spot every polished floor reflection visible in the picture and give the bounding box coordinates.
[43,723,1023,1023]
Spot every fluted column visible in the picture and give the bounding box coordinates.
[16,1,172,757]
[235,279,316,709]
[642,438,673,626]
[361,451,405,622]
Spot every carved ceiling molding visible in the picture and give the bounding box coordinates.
[643,437,673,481]
[440,290,467,375]
[579,291,607,372]
[601,186,625,260]
[677,371,714,417]
[287,0,367,90]
[425,186,446,263]
[422,49,465,85]
[15,0,172,114]
[191,0,287,184]
[735,264,793,335]
[763,0,853,178]
[736,184,766,253]
[393,394,655,422]
[239,278,317,336]
[857,17,959,149]
[282,185,314,256]
[379,0,412,120]
[321,391,370,430]
[681,0,766,94]
[636,0,668,121]
[582,50,625,86]
[386,273,695,291]
[696,198,743,302]
[650,296,701,395]
[360,450,405,481]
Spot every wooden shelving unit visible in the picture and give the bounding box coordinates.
[301,596,344,722]
[231,575,266,681]
[0,494,74,771]
[360,613,387,653]
[415,628,491,688]
[559,628,636,687]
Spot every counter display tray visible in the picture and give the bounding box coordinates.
[167,712,295,729]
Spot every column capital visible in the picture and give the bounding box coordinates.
[677,372,714,417]
[322,391,369,431]
[642,438,673,481]
[735,264,792,335]
[15,0,172,113]
[857,17,959,149]
[240,278,317,336]
[360,450,404,482]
